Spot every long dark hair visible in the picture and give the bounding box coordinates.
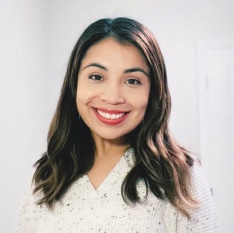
[33,17,197,218]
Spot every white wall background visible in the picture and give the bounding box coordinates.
[0,0,233,232]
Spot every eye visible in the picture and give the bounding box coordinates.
[125,78,142,85]
[88,74,102,81]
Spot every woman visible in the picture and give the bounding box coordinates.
[18,17,218,232]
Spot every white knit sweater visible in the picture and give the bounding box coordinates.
[17,149,218,232]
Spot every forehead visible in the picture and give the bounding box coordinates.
[80,38,148,69]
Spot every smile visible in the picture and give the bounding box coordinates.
[97,109,125,120]
[94,108,129,125]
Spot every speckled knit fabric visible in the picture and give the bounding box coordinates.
[17,148,218,232]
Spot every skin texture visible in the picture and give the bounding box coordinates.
[76,38,151,188]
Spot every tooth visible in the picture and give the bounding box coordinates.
[97,109,125,120]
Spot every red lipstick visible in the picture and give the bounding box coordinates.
[94,108,129,125]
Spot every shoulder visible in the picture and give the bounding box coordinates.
[184,161,219,232]
[17,183,36,232]
[190,160,214,202]
[17,180,50,233]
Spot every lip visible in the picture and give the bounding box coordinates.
[93,108,129,125]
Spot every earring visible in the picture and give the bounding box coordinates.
[77,111,81,120]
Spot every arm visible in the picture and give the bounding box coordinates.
[181,162,218,233]
[17,185,35,233]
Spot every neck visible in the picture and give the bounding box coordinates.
[92,136,130,159]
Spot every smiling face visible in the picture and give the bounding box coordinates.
[76,38,150,144]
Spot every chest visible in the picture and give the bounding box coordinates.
[34,173,181,233]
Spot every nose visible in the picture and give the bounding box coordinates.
[100,83,125,104]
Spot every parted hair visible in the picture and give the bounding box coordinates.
[33,17,198,218]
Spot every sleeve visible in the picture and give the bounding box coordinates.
[17,185,36,233]
[182,162,219,233]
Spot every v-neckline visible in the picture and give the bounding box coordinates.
[86,155,125,193]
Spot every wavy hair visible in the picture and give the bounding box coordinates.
[33,17,197,218]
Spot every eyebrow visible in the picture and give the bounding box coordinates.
[82,63,149,77]
[82,63,107,71]
[124,68,149,77]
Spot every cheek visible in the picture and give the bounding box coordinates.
[76,94,88,114]
[140,100,149,115]
[131,91,149,109]
[128,98,149,120]
[76,88,98,116]
[76,85,87,112]
[138,95,150,116]
[76,82,93,104]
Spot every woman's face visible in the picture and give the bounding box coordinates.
[76,38,150,143]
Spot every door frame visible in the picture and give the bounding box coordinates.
[197,38,234,186]
[197,38,234,232]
